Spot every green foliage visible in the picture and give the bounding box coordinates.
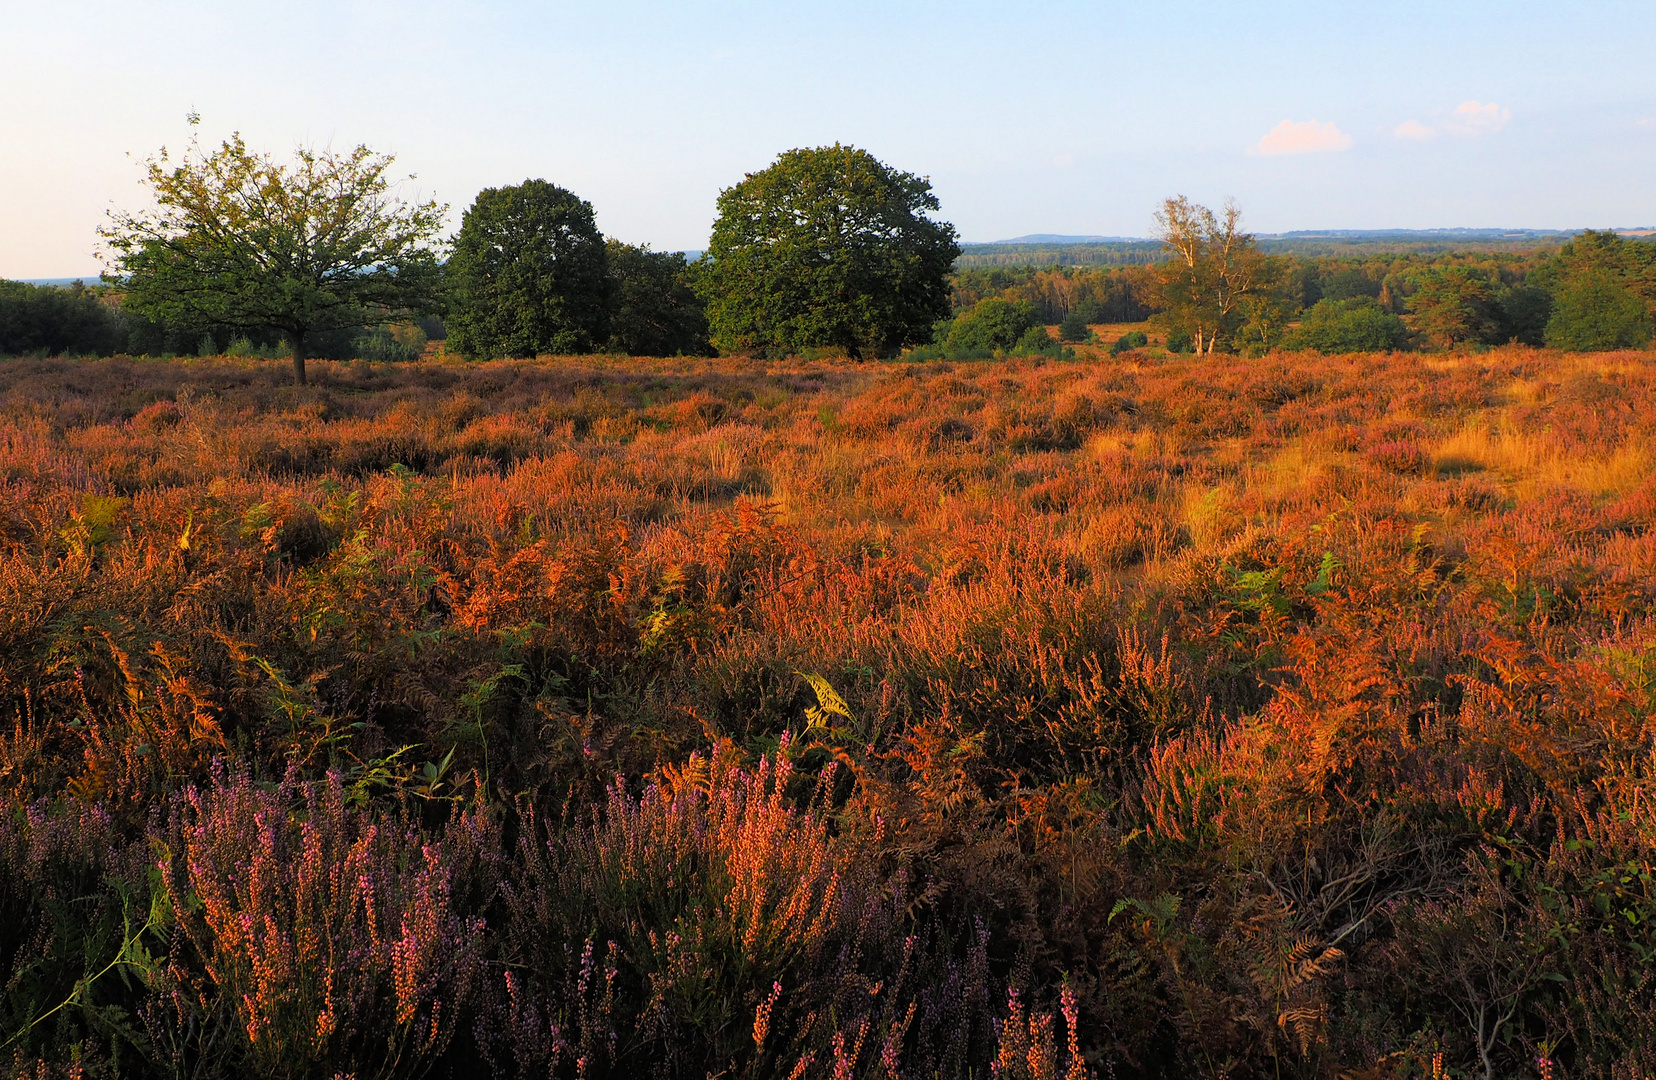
[1407,265,1503,346]
[1545,270,1652,351]
[0,281,129,357]
[445,179,612,359]
[909,298,1069,360]
[603,240,711,356]
[1057,309,1093,342]
[1289,296,1410,353]
[696,144,959,358]
[351,323,428,363]
[100,131,447,384]
[1012,325,1071,358]
[950,266,1150,324]
[947,298,1041,353]
[1317,267,1381,301]
[1495,284,1553,345]
[1110,329,1149,355]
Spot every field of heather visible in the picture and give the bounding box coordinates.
[3,347,1655,1079]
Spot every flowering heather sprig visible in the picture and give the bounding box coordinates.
[159,764,490,1080]
[754,981,782,1047]
[486,744,946,1076]
[990,987,1088,1080]
[0,796,155,1072]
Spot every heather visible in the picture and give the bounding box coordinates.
[1,347,1653,1078]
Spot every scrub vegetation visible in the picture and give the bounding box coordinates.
[2,341,1655,1079]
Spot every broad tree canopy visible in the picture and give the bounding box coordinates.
[100,130,446,384]
[696,144,959,358]
[1149,196,1277,355]
[444,180,611,359]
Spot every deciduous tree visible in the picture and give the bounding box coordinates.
[604,241,710,356]
[445,180,612,359]
[1148,196,1274,355]
[100,128,446,385]
[696,145,959,358]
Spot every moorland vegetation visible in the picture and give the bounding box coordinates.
[3,132,1656,1080]
[2,343,1655,1079]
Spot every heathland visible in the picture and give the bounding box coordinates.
[3,342,1654,1079]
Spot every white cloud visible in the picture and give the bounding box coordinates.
[1395,101,1511,140]
[1636,118,1656,130]
[1444,100,1511,135]
[1249,119,1353,156]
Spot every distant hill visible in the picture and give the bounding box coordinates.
[978,233,1145,245]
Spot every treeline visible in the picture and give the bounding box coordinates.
[954,240,1166,268]
[0,278,444,362]
[947,221,1656,356]
[0,242,707,364]
[951,266,1154,325]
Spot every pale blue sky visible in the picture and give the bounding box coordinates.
[3,0,1653,277]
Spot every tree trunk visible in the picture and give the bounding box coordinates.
[292,328,307,386]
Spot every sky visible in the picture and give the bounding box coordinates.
[3,0,1654,277]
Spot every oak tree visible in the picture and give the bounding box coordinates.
[444,180,612,359]
[696,145,959,358]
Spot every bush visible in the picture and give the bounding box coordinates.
[1110,329,1148,355]
[946,299,1040,353]
[1290,296,1410,353]
[1012,325,1070,358]
[1545,270,1652,351]
[1,801,158,1076]
[485,745,995,1077]
[158,767,492,1080]
[1057,310,1092,343]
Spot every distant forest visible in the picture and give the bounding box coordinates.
[951,229,1619,269]
[6,227,1655,361]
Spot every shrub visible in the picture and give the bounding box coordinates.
[157,767,491,1080]
[485,745,942,1077]
[1109,329,1148,355]
[1290,296,1409,353]
[1057,310,1092,343]
[1544,270,1652,350]
[1012,325,1071,358]
[946,298,1041,353]
[0,801,158,1077]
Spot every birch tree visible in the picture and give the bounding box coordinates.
[1150,196,1273,355]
